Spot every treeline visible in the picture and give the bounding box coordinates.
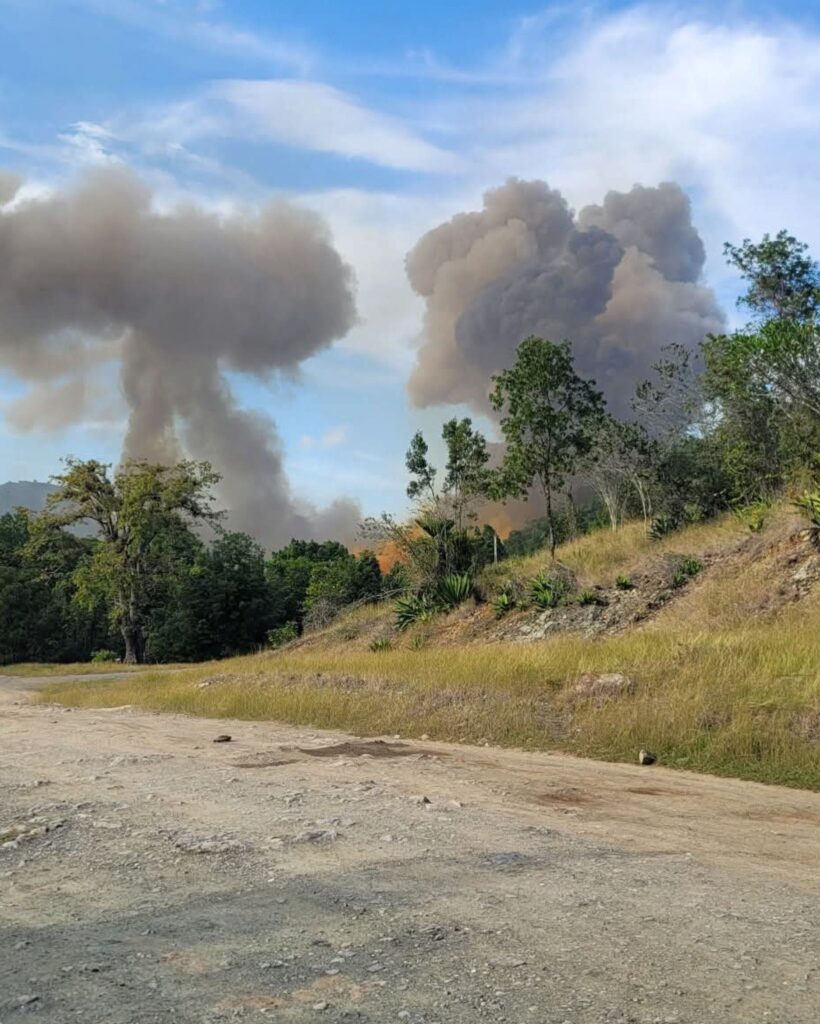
[1,230,818,664]
[0,496,397,665]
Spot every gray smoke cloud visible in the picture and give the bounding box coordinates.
[0,167,359,545]
[407,178,724,415]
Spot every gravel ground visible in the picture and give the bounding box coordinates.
[1,673,818,1023]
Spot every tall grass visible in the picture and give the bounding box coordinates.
[38,509,820,790]
[42,595,820,789]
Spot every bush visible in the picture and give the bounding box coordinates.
[734,500,771,533]
[615,574,634,591]
[436,573,473,609]
[369,638,392,652]
[576,588,606,606]
[671,556,703,588]
[795,489,820,548]
[528,572,572,609]
[267,622,298,649]
[395,593,437,631]
[650,512,678,540]
[492,588,515,618]
[90,649,118,663]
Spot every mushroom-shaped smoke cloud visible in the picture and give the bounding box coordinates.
[406,178,724,414]
[0,168,359,545]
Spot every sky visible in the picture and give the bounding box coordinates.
[1,0,819,531]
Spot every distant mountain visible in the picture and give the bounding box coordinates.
[0,480,58,515]
[0,480,96,536]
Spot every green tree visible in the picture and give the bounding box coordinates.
[490,337,604,558]
[441,417,491,530]
[43,459,222,663]
[724,230,820,323]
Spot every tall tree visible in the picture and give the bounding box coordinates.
[43,459,222,663]
[724,230,820,323]
[441,417,491,530]
[491,337,604,557]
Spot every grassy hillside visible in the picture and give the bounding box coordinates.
[41,508,820,790]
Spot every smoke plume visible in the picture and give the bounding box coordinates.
[0,167,359,546]
[406,178,724,415]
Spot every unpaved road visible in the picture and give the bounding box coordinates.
[1,674,818,1023]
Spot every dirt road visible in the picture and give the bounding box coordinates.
[1,673,818,1023]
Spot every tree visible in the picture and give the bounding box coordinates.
[441,418,491,530]
[43,459,222,663]
[490,337,604,558]
[405,431,437,502]
[725,230,820,323]
[583,417,657,532]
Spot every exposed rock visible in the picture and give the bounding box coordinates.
[573,673,636,704]
[213,735,232,743]
[639,749,657,765]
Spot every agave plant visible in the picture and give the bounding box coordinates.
[395,593,437,631]
[492,590,514,618]
[795,489,820,549]
[436,572,473,610]
[528,572,571,609]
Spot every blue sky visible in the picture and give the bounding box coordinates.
[1,0,819,528]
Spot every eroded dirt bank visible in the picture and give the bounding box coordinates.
[1,674,818,1023]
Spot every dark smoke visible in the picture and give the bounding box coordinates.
[0,168,359,545]
[407,178,724,415]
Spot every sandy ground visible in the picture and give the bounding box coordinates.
[0,673,818,1024]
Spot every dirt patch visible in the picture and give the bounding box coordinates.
[231,753,298,768]
[297,739,435,759]
[535,786,593,806]
[625,785,688,797]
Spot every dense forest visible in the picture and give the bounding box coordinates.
[1,231,819,664]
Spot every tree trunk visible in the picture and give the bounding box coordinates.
[565,489,578,540]
[546,485,556,560]
[121,624,145,664]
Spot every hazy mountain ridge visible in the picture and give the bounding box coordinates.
[0,480,57,515]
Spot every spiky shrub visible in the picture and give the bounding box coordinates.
[576,588,605,606]
[795,490,820,549]
[369,638,392,652]
[436,573,473,610]
[395,593,437,631]
[671,556,703,588]
[492,590,515,618]
[615,574,634,591]
[650,512,677,540]
[528,572,572,609]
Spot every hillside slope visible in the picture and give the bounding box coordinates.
[43,507,820,789]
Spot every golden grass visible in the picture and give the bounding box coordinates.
[3,661,151,677]
[37,509,820,790]
[482,514,745,590]
[42,593,820,789]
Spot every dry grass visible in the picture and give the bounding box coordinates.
[482,514,744,591]
[42,596,820,789]
[38,509,820,790]
[3,661,150,677]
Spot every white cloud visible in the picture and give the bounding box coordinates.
[299,425,348,450]
[211,79,463,173]
[71,0,314,74]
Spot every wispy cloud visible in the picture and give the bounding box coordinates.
[211,79,463,173]
[299,425,348,450]
[69,0,315,74]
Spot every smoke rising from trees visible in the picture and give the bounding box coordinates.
[406,178,724,415]
[0,168,359,545]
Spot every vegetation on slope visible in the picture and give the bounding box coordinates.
[42,508,820,790]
